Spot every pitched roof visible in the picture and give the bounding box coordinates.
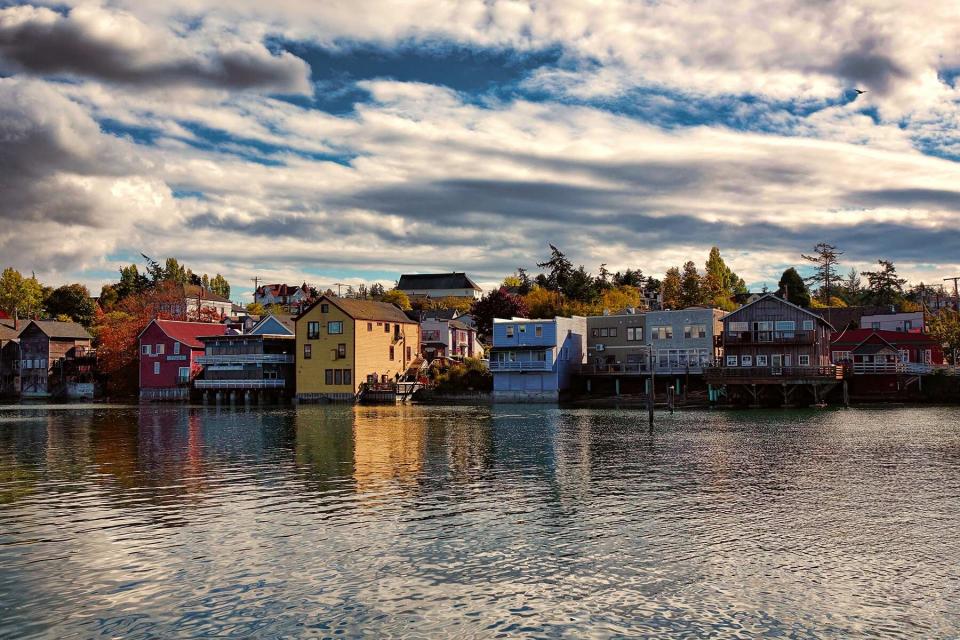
[250,314,295,335]
[150,319,229,348]
[23,320,92,340]
[255,283,308,298]
[183,284,231,304]
[830,329,939,346]
[397,272,482,292]
[725,293,834,330]
[0,319,18,341]
[298,296,414,324]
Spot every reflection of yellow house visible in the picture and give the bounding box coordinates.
[295,296,420,402]
[352,407,426,493]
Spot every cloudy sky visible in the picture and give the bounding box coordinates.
[3,1,960,301]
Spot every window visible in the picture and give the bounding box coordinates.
[833,351,852,363]
[328,321,343,334]
[756,355,768,366]
[334,369,343,385]
[156,344,165,355]
[173,342,180,355]
[803,320,815,330]
[609,328,617,338]
[153,362,160,375]
[626,327,643,342]
[406,346,412,360]
[389,346,395,360]
[683,324,706,339]
[325,369,334,385]
[337,343,346,359]
[898,350,910,363]
[561,347,569,360]
[141,344,152,356]
[303,344,312,359]
[384,323,391,333]
[321,304,329,313]
[519,324,527,333]
[924,350,932,364]
[651,326,672,340]
[534,351,547,362]
[729,321,749,333]
[368,322,373,331]
[600,328,608,338]
[307,321,320,339]
[871,322,880,329]
[535,325,542,337]
[775,321,795,331]
[505,325,514,338]
[798,355,810,366]
[343,369,353,385]
[178,366,190,382]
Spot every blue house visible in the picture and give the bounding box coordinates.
[490,316,586,402]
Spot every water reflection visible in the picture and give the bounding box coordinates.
[0,404,959,637]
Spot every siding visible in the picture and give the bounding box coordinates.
[722,296,832,366]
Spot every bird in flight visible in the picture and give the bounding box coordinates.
[855,89,867,95]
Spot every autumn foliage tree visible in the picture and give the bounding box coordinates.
[470,288,530,342]
[94,282,185,397]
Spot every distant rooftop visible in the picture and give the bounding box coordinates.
[397,273,482,292]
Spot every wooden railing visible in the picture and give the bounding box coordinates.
[704,365,843,381]
[724,331,815,346]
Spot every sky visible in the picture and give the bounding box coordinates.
[2,1,960,302]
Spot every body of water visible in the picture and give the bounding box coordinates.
[1,404,959,638]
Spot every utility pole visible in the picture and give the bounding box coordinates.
[944,277,960,311]
[251,276,261,303]
[333,282,347,297]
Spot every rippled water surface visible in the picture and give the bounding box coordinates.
[2,404,960,638]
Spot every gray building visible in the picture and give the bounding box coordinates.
[644,307,725,374]
[586,310,647,373]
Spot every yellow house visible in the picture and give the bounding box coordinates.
[295,296,421,401]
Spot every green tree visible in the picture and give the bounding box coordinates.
[44,284,96,326]
[703,247,746,307]
[929,309,960,364]
[0,268,44,317]
[777,267,811,307]
[679,261,703,308]
[661,267,682,309]
[564,265,598,302]
[842,267,863,304]
[99,284,119,310]
[116,264,148,299]
[861,260,907,306]
[381,289,412,311]
[801,242,843,303]
[369,283,386,299]
[209,274,230,299]
[536,244,574,292]
[613,268,644,288]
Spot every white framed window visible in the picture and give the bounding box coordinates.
[756,355,768,366]
[729,321,748,333]
[741,355,752,366]
[600,328,608,338]
[153,362,160,375]
[519,324,527,333]
[726,355,738,366]
[833,351,851,363]
[798,355,810,366]
[156,344,165,355]
[535,325,542,337]
[327,321,343,334]
[505,325,514,338]
[141,344,151,356]
[803,320,815,330]
[173,342,180,355]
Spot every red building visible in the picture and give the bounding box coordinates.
[830,329,944,373]
[138,319,228,401]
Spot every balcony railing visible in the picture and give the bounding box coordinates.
[704,365,843,381]
[194,379,287,389]
[489,360,552,372]
[724,331,815,345]
[851,362,904,374]
[196,354,294,364]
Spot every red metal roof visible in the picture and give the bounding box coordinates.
[830,329,938,347]
[154,319,228,349]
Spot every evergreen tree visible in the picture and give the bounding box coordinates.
[801,242,843,303]
[661,267,682,309]
[842,267,863,304]
[596,264,612,291]
[861,260,907,306]
[369,283,386,299]
[536,244,574,292]
[209,274,230,299]
[564,265,598,301]
[777,267,811,307]
[679,261,703,308]
[117,264,148,299]
[613,268,645,288]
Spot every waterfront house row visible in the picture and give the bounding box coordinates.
[0,319,94,399]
